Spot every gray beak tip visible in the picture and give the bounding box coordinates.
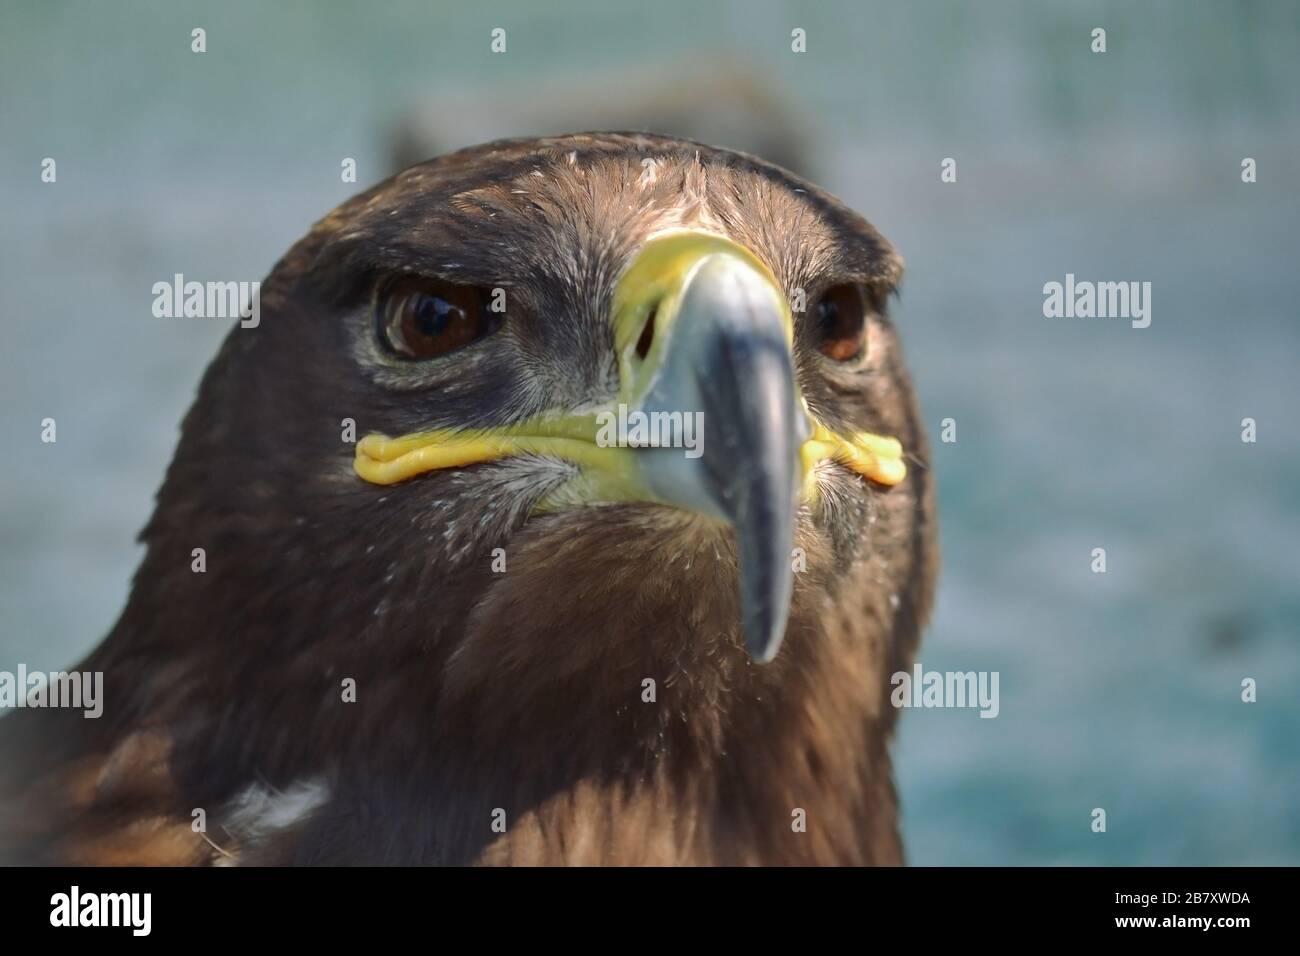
[745,621,785,663]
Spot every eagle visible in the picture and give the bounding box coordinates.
[0,132,937,865]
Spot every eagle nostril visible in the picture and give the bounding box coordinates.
[634,305,657,361]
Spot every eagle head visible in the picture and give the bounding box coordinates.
[3,132,937,866]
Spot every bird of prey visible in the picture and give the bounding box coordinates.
[0,132,936,865]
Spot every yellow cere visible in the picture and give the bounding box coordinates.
[609,230,794,406]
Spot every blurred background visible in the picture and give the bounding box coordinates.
[2,0,1297,864]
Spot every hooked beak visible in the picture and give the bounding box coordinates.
[354,231,905,662]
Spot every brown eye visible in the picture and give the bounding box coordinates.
[815,283,868,362]
[376,277,500,360]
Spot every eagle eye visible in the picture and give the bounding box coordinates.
[376,276,500,360]
[815,283,869,362]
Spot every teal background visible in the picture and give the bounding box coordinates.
[2,1,1297,864]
